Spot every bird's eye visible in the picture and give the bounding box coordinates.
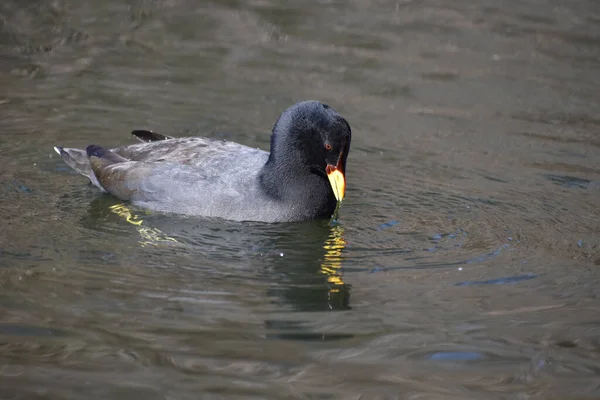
[324,143,332,151]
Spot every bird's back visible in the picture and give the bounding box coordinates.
[104,138,279,220]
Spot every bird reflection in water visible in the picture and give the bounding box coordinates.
[108,203,351,311]
[109,203,179,247]
[319,223,350,310]
[264,223,352,341]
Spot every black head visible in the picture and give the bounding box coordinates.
[266,101,351,203]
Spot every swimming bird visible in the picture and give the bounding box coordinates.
[54,100,351,222]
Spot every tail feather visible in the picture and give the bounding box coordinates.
[54,146,92,177]
[131,130,173,143]
[54,145,114,192]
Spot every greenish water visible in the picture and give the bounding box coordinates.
[1,0,599,398]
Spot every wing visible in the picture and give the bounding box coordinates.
[111,137,266,168]
[56,131,273,218]
[88,140,270,216]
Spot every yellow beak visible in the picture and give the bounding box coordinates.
[326,165,346,202]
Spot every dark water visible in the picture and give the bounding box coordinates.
[1,0,600,398]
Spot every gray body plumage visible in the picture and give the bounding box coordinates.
[58,138,302,222]
[54,101,351,223]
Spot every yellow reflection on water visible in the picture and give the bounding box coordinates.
[320,224,347,294]
[109,204,179,247]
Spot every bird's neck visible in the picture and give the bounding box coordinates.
[259,158,337,219]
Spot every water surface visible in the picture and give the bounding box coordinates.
[1,0,599,398]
